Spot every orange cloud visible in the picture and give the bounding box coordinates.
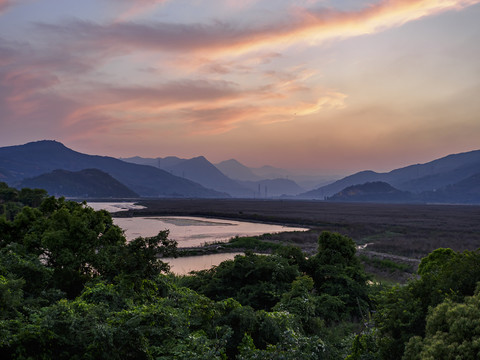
[40,0,480,59]
[55,69,346,138]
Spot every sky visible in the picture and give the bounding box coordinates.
[1,0,479,175]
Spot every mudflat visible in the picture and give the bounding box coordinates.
[120,199,480,259]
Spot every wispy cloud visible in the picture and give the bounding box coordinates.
[110,0,170,22]
[37,0,480,58]
[1,0,479,166]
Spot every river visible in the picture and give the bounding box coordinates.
[88,202,308,274]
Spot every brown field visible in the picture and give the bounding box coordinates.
[120,199,480,261]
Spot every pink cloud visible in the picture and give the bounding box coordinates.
[110,0,170,22]
[3,0,478,160]
[0,0,34,15]
[0,0,13,14]
[36,0,480,58]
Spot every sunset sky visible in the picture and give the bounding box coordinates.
[1,0,479,174]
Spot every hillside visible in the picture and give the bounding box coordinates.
[421,172,480,204]
[120,156,185,169]
[19,169,139,198]
[215,159,261,181]
[328,181,414,203]
[0,141,225,198]
[299,149,480,201]
[164,156,251,197]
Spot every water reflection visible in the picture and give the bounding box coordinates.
[87,202,146,213]
[88,202,308,274]
[166,253,244,275]
[112,216,307,248]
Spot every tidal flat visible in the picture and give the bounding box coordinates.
[108,198,480,281]
[118,198,480,257]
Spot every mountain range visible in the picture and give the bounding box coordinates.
[0,141,224,198]
[299,150,480,201]
[122,155,305,197]
[1,141,479,203]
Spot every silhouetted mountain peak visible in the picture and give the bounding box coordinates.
[215,159,261,182]
[0,141,226,198]
[220,159,243,166]
[186,156,210,165]
[299,149,480,201]
[2,140,69,154]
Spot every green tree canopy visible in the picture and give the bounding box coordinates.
[375,248,480,360]
[306,231,370,323]
[404,285,480,360]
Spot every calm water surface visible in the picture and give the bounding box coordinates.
[88,202,308,274]
[112,216,307,247]
[166,253,244,275]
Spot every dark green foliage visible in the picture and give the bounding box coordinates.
[358,255,412,273]
[1,280,230,360]
[0,182,48,220]
[306,232,370,323]
[374,248,480,360]
[274,245,309,270]
[0,274,24,318]
[183,251,300,311]
[345,329,380,360]
[403,288,480,360]
[7,191,470,360]
[273,275,325,334]
[417,247,456,277]
[0,184,173,299]
[224,236,282,252]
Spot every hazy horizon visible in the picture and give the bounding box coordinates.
[1,1,479,174]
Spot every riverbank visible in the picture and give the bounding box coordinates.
[114,198,479,283]
[119,199,480,256]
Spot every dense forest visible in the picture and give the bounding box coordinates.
[1,182,479,359]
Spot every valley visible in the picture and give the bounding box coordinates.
[114,198,480,282]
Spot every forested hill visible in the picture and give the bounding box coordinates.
[300,149,480,201]
[1,182,480,359]
[19,168,139,198]
[328,181,414,203]
[0,140,226,198]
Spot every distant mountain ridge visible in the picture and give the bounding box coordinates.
[300,149,480,201]
[421,172,480,204]
[215,159,261,182]
[123,155,306,197]
[19,169,139,198]
[0,141,225,198]
[3,141,479,203]
[163,156,251,197]
[327,173,480,204]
